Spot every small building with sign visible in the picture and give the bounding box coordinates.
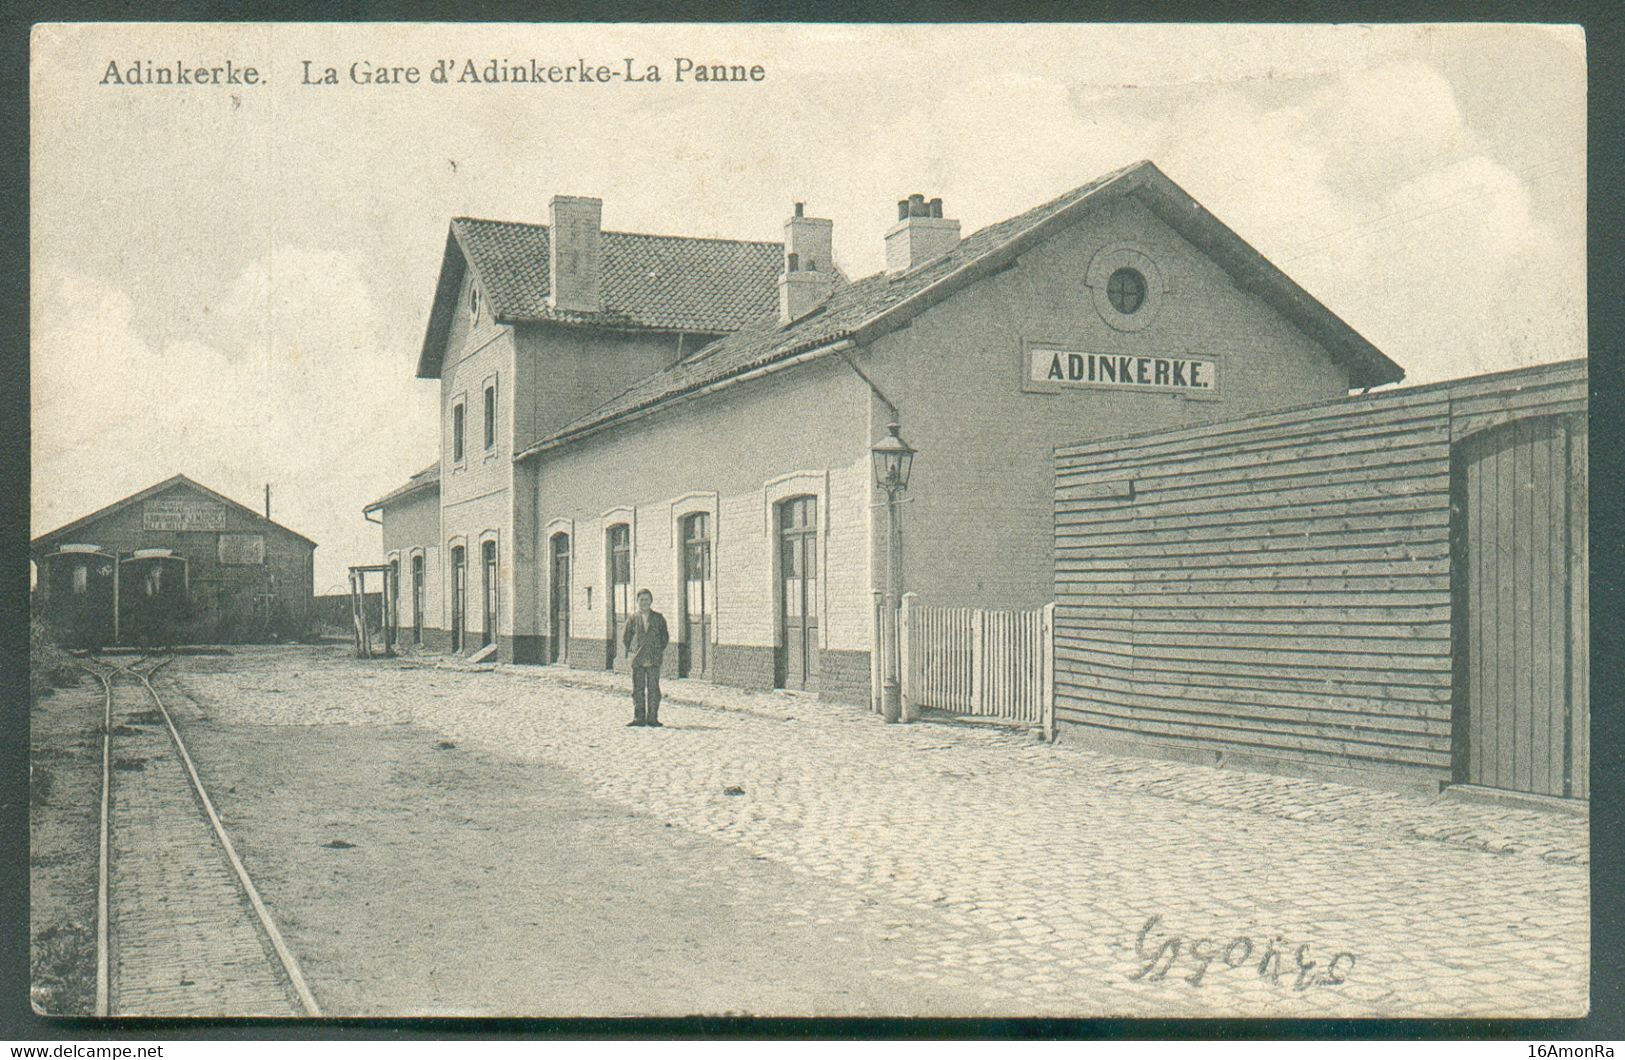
[32,474,317,647]
[371,160,1402,704]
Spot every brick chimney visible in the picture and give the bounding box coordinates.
[778,201,834,324]
[885,193,960,274]
[548,195,602,313]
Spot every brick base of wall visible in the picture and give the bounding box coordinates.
[415,627,452,653]
[499,635,549,665]
[565,637,613,670]
[712,643,778,692]
[817,649,872,706]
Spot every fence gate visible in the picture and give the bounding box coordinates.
[899,594,1054,731]
[1453,414,1588,799]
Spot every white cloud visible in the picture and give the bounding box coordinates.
[32,250,438,590]
[30,24,1584,590]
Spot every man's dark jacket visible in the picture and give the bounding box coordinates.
[622,610,670,667]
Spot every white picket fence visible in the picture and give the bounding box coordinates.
[899,593,1055,732]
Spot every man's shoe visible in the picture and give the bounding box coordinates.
[627,719,645,727]
[646,720,664,728]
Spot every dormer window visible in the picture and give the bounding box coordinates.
[468,283,480,320]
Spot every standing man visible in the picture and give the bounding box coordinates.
[622,588,670,727]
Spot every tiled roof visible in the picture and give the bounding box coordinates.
[517,160,1404,458]
[364,461,440,514]
[418,219,785,377]
[456,220,784,332]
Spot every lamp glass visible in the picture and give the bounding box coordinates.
[870,424,916,491]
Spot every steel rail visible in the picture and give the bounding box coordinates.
[112,658,322,1016]
[76,662,114,1019]
[87,655,321,1017]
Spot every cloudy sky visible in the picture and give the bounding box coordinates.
[31,22,1586,589]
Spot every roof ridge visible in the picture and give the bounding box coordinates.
[33,473,317,548]
[452,215,781,248]
[515,159,1402,461]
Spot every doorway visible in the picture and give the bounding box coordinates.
[481,540,498,649]
[411,553,424,645]
[1452,415,1587,799]
[606,524,631,668]
[680,512,712,678]
[450,546,466,653]
[776,496,819,690]
[549,533,571,663]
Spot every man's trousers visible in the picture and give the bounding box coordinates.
[632,664,662,723]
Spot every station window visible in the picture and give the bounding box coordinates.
[453,401,466,463]
[1107,267,1146,315]
[72,564,88,595]
[484,383,496,451]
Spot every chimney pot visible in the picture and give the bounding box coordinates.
[780,202,835,324]
[885,193,961,273]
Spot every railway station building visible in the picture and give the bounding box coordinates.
[369,159,1405,704]
[32,474,317,647]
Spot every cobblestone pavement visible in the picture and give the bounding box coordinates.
[174,646,1588,1018]
[106,675,297,1016]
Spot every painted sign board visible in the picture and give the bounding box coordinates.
[144,498,229,531]
[218,533,266,565]
[1030,348,1219,394]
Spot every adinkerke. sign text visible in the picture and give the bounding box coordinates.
[1031,348,1218,394]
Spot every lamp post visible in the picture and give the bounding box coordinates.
[871,421,915,724]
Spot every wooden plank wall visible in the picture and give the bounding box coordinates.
[1052,359,1587,787]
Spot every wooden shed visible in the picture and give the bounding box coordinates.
[1051,360,1587,800]
[32,474,317,648]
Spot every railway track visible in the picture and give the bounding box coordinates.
[82,655,320,1017]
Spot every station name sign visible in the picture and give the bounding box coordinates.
[144,498,228,532]
[1030,348,1218,394]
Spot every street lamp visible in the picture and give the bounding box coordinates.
[871,422,915,724]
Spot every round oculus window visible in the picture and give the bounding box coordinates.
[1106,267,1147,315]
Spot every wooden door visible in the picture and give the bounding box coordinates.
[777,496,820,690]
[411,554,424,645]
[1454,415,1587,798]
[450,546,465,652]
[606,524,631,669]
[389,559,401,647]
[481,541,497,649]
[549,534,571,663]
[681,513,712,678]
